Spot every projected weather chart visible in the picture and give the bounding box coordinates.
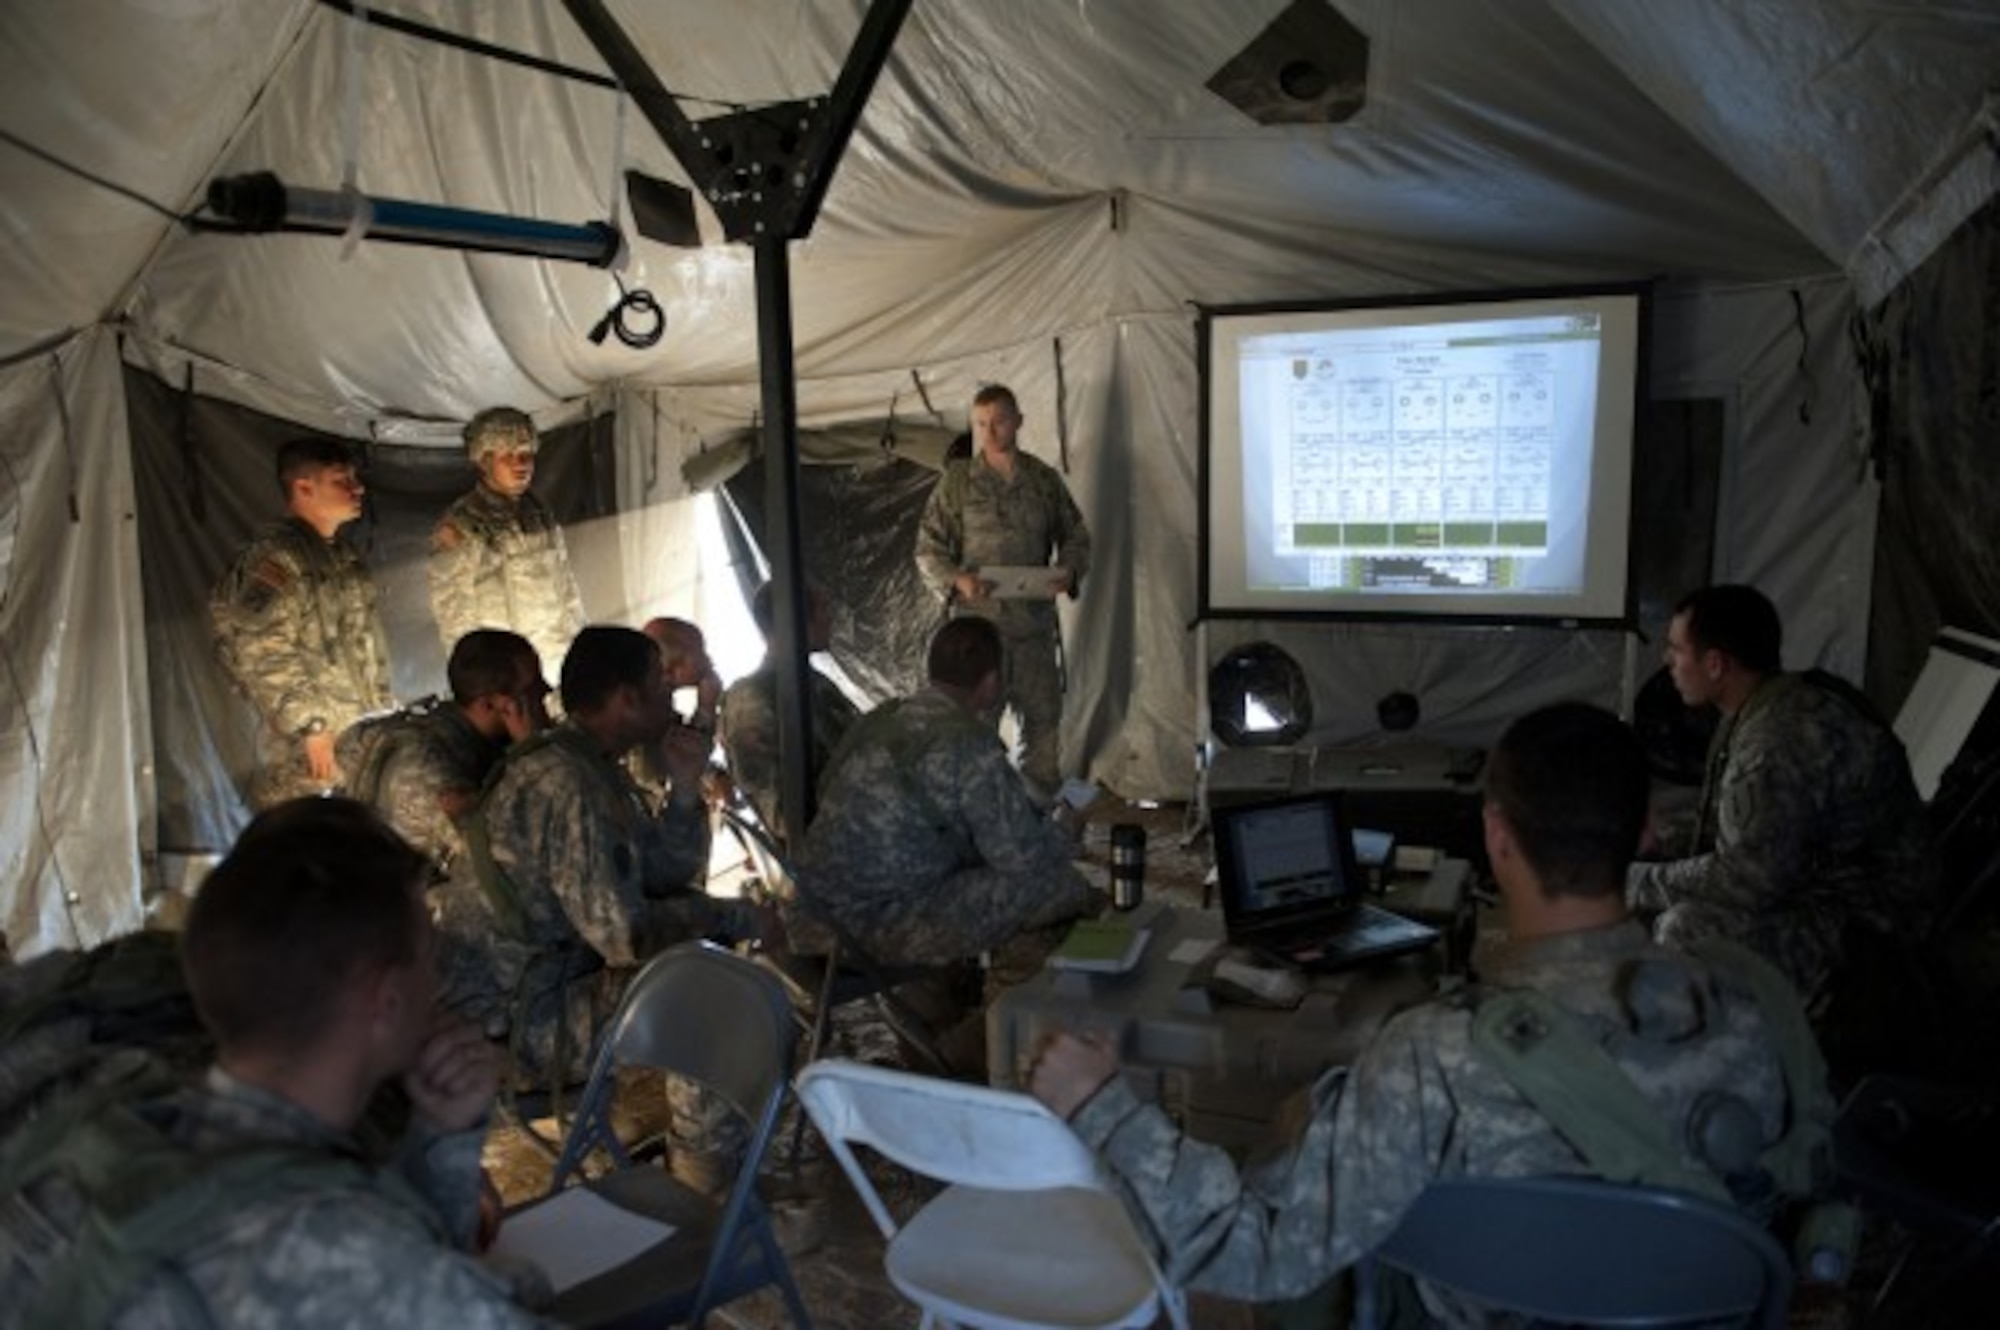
[1247,312,1598,595]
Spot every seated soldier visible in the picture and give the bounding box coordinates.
[1627,584,1936,1012]
[641,615,723,738]
[433,625,754,1090]
[1031,703,1836,1321]
[0,798,551,1326]
[340,628,550,876]
[717,580,861,846]
[798,616,1094,965]
[797,617,1098,1070]
[629,615,725,806]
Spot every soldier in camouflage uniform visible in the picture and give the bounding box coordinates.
[210,438,393,808]
[798,616,1094,968]
[627,616,726,808]
[1,799,551,1327]
[1627,585,1936,1009]
[1031,704,1818,1319]
[433,625,752,1091]
[915,383,1090,796]
[799,617,1097,1074]
[429,407,586,672]
[717,581,861,846]
[339,629,550,875]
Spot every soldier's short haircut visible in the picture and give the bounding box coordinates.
[183,798,428,1059]
[447,628,540,706]
[1676,584,1783,675]
[463,406,538,462]
[1484,702,1650,899]
[928,616,1003,690]
[274,438,355,497]
[972,383,1020,416]
[561,624,657,715]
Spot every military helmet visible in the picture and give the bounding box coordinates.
[463,406,538,462]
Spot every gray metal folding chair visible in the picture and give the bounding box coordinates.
[504,941,812,1328]
[1356,1175,1793,1329]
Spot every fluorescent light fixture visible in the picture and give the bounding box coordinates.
[205,171,621,267]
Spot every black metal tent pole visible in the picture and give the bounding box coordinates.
[563,0,913,846]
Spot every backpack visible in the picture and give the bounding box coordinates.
[1469,937,1858,1281]
[0,931,204,1140]
[335,696,444,806]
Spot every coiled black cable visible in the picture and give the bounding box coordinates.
[588,283,666,349]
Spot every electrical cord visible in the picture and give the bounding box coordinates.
[588,282,666,349]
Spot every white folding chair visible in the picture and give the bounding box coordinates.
[794,1058,1187,1330]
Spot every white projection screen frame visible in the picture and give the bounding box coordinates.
[1201,286,1647,626]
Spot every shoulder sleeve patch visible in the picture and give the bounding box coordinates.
[432,521,465,553]
[236,556,295,613]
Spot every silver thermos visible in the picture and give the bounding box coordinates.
[1110,823,1146,911]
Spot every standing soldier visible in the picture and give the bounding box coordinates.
[429,406,586,672]
[914,383,1090,798]
[210,438,393,808]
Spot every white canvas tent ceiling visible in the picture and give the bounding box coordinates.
[1,0,1996,957]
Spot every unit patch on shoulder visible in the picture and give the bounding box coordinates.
[238,557,296,613]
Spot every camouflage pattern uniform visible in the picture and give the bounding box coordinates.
[1627,672,1935,1006]
[100,1067,550,1327]
[717,658,861,842]
[914,451,1090,792]
[1068,921,1796,1319]
[429,485,585,672]
[210,518,393,808]
[338,703,504,876]
[796,687,1093,966]
[433,724,733,1089]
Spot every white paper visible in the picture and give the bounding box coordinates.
[493,1187,678,1293]
[977,565,1064,599]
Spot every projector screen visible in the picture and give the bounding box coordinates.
[1201,285,1646,626]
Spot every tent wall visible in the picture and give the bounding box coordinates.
[1864,196,2000,709]
[0,329,150,957]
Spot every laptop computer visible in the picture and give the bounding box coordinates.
[1212,792,1439,972]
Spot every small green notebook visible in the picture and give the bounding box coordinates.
[1048,917,1150,973]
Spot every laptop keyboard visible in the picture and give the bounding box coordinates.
[1287,905,1435,963]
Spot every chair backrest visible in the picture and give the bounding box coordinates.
[793,1059,1107,1237]
[605,940,794,1121]
[1361,1175,1793,1330]
[550,941,796,1191]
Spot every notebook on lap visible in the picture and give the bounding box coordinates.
[1212,792,1439,972]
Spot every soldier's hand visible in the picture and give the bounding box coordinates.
[303,731,337,783]
[694,668,723,718]
[1028,1029,1120,1120]
[1046,568,1074,596]
[953,571,993,602]
[404,1016,502,1134]
[654,722,712,787]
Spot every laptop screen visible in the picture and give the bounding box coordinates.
[1213,792,1362,930]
